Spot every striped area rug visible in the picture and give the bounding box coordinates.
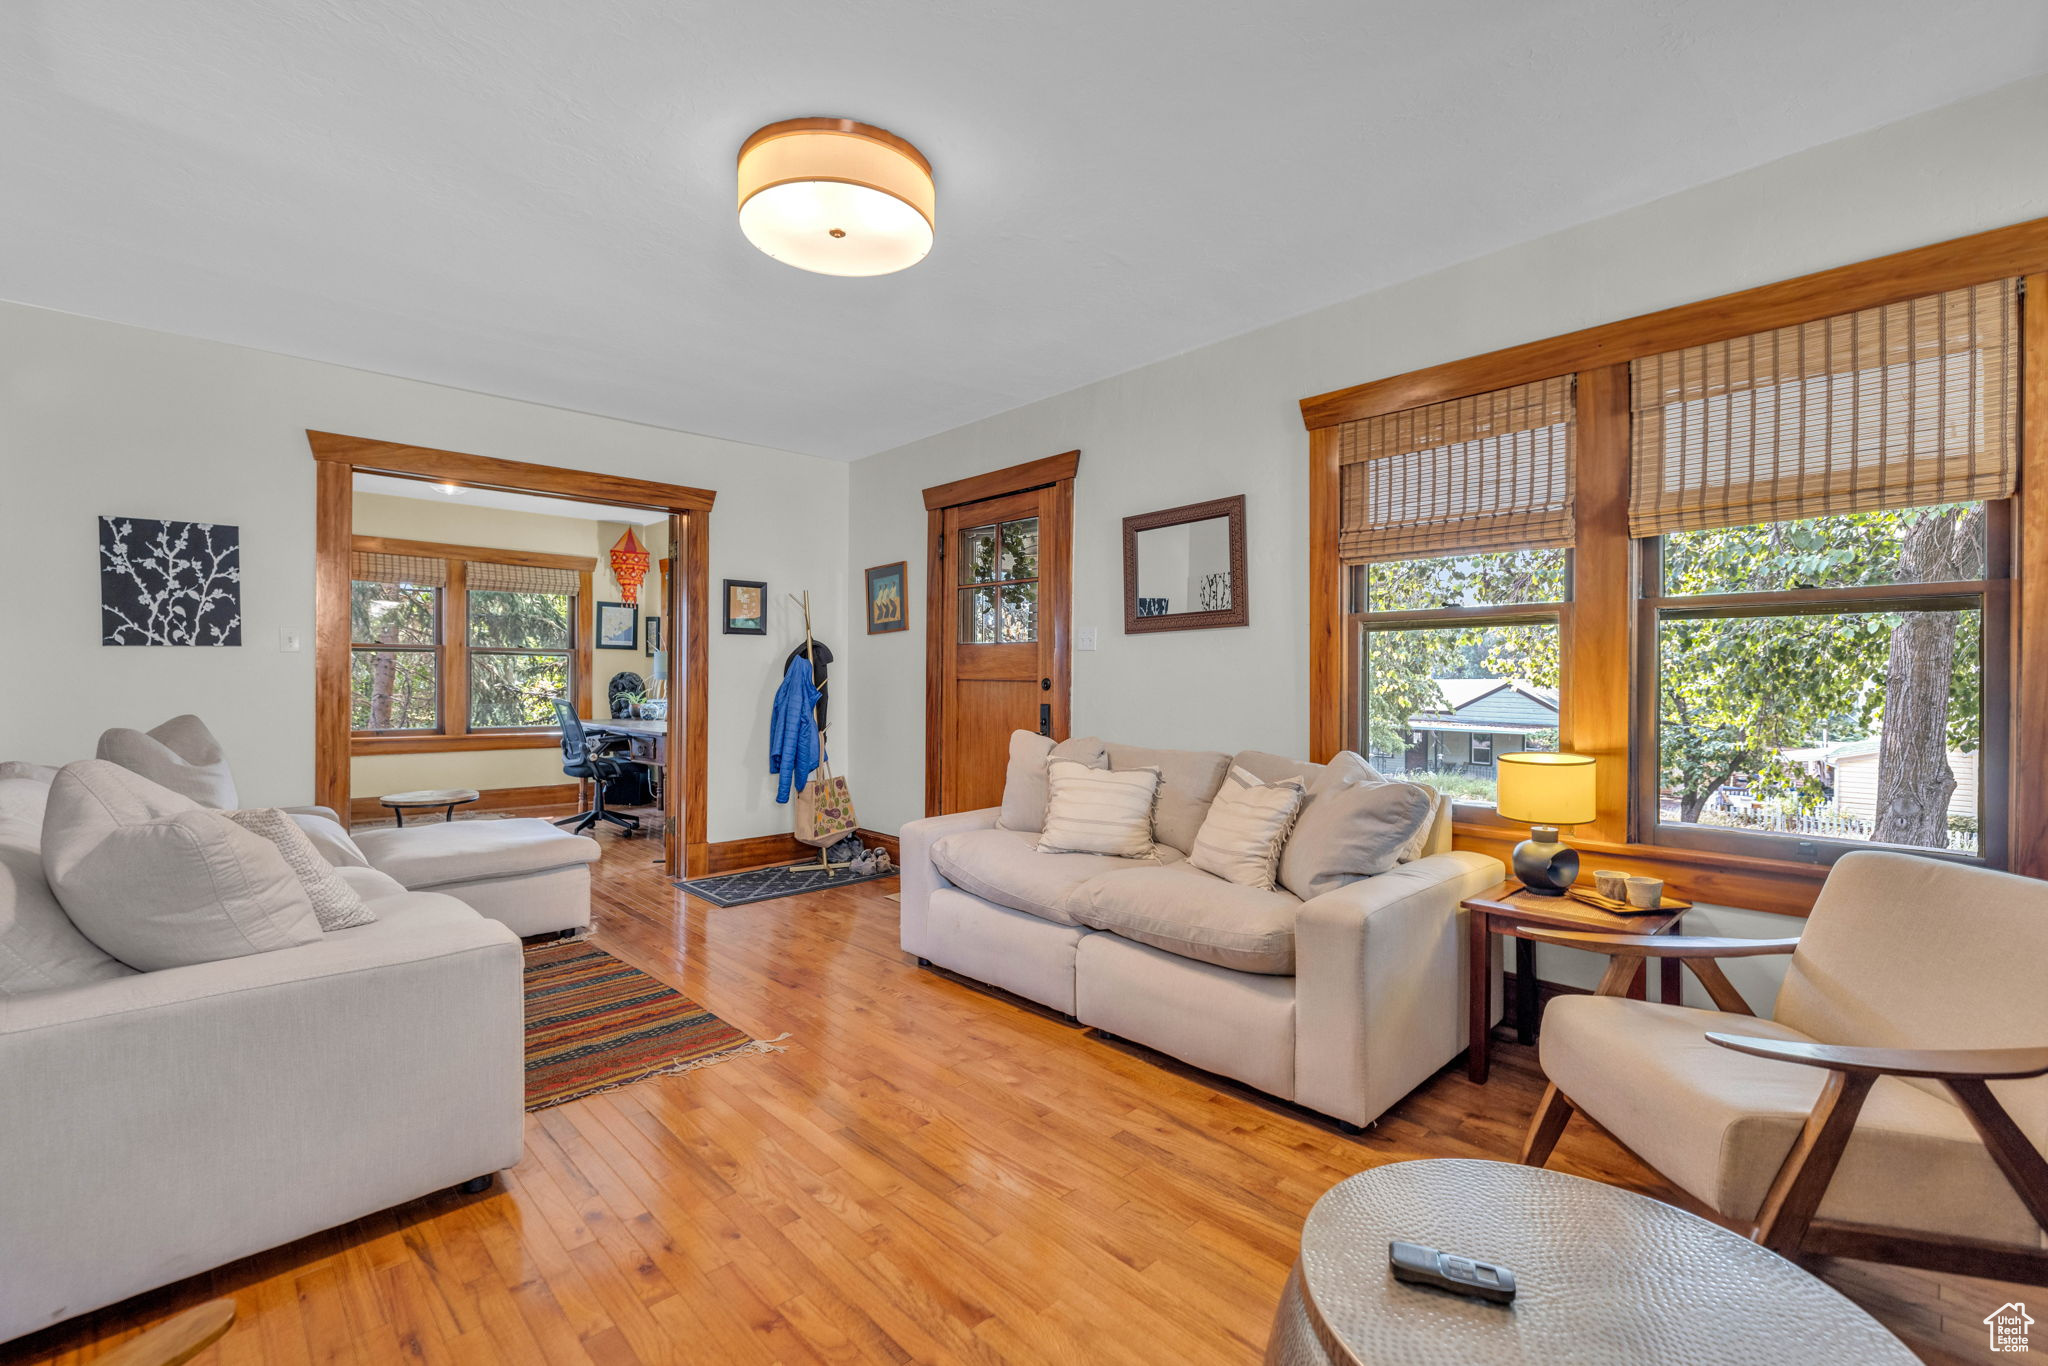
[522,941,783,1110]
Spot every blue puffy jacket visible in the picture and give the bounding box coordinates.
[769,654,824,803]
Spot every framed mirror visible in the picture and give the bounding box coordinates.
[1122,494,1248,633]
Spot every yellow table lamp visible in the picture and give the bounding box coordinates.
[1495,752,1596,896]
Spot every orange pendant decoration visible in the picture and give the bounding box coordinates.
[609,527,650,605]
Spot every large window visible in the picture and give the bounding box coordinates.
[1642,507,2001,859]
[1352,548,1567,809]
[350,543,591,743]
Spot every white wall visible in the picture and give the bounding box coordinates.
[0,305,849,844]
[847,72,2048,983]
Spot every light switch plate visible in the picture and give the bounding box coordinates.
[1075,627,1098,651]
[278,628,302,653]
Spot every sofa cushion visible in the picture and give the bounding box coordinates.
[0,761,59,786]
[1541,994,2043,1246]
[0,776,51,827]
[1188,766,1305,891]
[289,812,371,869]
[1073,862,1302,974]
[1039,760,1162,859]
[1278,756,1439,901]
[333,864,411,902]
[95,714,238,809]
[930,826,1184,926]
[40,761,322,971]
[220,808,377,931]
[996,731,1108,832]
[1105,743,1231,855]
[0,810,134,997]
[350,817,602,890]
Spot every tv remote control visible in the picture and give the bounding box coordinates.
[1388,1241,1516,1304]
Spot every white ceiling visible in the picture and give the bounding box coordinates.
[5,2,2047,461]
[352,472,658,523]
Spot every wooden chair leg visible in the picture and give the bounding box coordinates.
[1520,1084,1575,1167]
[1684,957,1755,1016]
[1943,1076,2048,1234]
[1751,1069,1875,1254]
[1591,952,1643,999]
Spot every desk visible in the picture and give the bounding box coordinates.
[1461,881,1685,1084]
[580,718,668,854]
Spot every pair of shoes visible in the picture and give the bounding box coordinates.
[848,848,893,876]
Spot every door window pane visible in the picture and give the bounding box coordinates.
[1360,621,1560,808]
[1000,581,1038,642]
[471,653,572,728]
[469,590,571,649]
[958,587,996,643]
[351,650,439,730]
[1655,607,1980,853]
[959,525,998,585]
[998,519,1039,581]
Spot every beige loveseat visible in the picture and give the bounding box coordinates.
[0,770,525,1345]
[900,739,1505,1130]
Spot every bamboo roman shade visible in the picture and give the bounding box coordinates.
[467,560,579,596]
[1338,375,1576,564]
[350,550,446,587]
[1629,279,2019,538]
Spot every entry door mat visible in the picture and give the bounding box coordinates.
[523,941,785,1110]
[678,859,897,907]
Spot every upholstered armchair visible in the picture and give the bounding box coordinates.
[1518,849,2048,1284]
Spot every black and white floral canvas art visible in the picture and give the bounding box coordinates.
[99,516,243,646]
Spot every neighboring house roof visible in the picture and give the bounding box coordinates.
[1411,678,1559,733]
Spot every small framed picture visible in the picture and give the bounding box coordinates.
[865,561,908,634]
[645,615,662,656]
[723,579,767,635]
[596,601,638,650]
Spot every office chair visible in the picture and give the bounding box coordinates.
[553,699,641,837]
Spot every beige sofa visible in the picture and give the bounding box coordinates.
[0,770,525,1345]
[900,740,1505,1130]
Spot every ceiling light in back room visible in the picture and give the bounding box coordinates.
[737,118,934,277]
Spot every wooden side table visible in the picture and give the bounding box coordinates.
[1462,881,1685,1083]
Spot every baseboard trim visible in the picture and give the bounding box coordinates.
[857,828,901,861]
[348,782,577,823]
[1501,973,1588,1033]
[701,828,902,877]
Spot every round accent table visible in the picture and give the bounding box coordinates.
[377,788,481,827]
[1266,1159,1914,1365]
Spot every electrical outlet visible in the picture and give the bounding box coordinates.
[1076,627,1098,651]
[278,628,302,653]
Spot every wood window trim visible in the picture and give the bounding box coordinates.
[1304,222,2048,914]
[314,435,714,879]
[923,452,1078,817]
[348,539,593,751]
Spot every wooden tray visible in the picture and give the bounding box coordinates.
[1568,887,1692,915]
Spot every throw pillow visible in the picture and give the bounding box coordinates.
[1037,759,1161,859]
[219,808,377,931]
[40,761,321,971]
[996,731,1108,832]
[1187,766,1307,891]
[1278,755,1439,901]
[95,714,238,809]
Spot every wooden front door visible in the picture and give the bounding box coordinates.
[928,467,1073,815]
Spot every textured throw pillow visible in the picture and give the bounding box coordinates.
[997,731,1108,831]
[40,761,321,971]
[95,714,238,809]
[219,808,377,931]
[1037,759,1161,859]
[1188,766,1307,891]
[1278,755,1439,901]
[288,811,371,869]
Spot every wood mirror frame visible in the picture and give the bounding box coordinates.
[1122,494,1248,633]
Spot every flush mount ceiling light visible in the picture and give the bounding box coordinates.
[737,117,934,277]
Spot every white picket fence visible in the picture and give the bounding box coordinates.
[1700,799,1977,855]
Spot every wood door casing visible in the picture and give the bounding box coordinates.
[925,455,1076,816]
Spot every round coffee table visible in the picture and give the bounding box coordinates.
[377,788,480,827]
[1266,1159,1914,1365]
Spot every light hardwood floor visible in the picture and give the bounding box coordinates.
[10,819,2040,1365]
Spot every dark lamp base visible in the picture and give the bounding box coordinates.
[1511,824,1578,896]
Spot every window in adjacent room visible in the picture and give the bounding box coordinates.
[1631,280,2017,863]
[350,552,444,732]
[467,563,578,729]
[1341,375,1576,812]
